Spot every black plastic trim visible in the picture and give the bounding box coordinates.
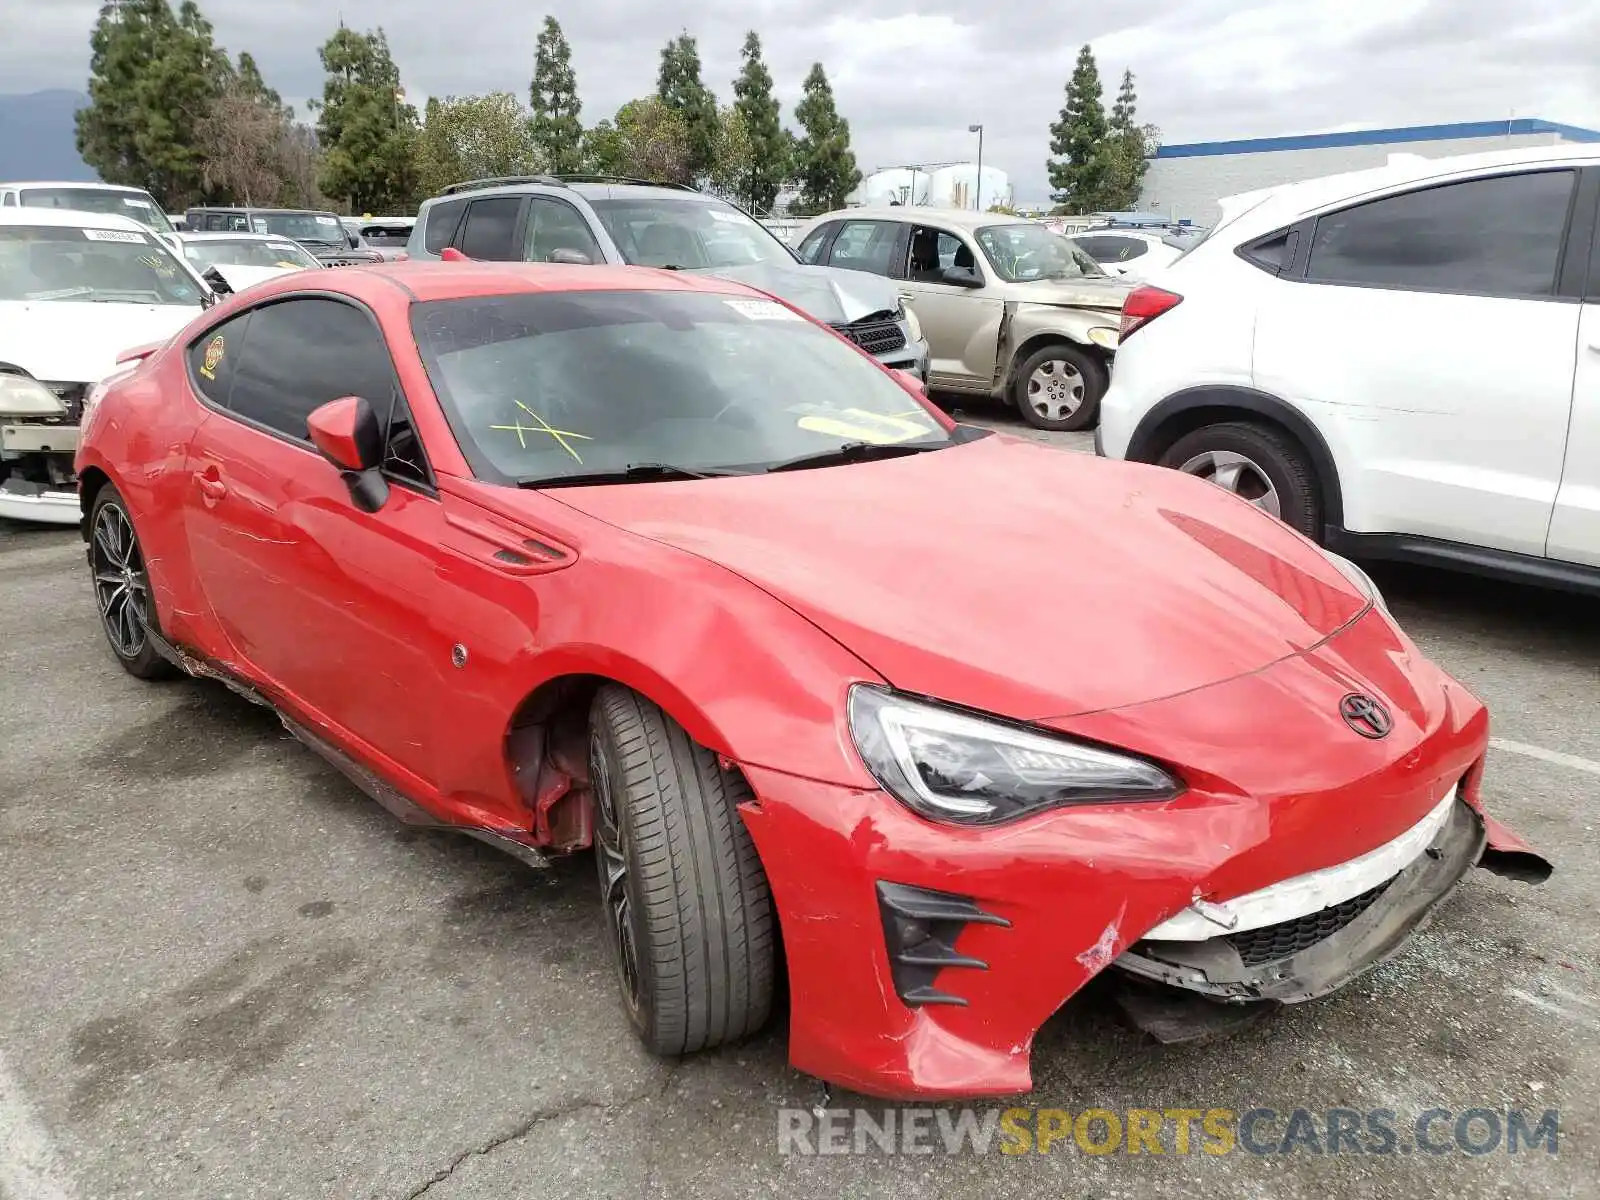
[1123,385,1346,533]
[877,881,1010,1008]
[1571,165,1600,299]
[1325,530,1600,598]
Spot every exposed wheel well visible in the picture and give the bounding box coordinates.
[1127,395,1345,531]
[78,467,111,534]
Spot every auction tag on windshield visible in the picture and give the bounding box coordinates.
[266,242,299,255]
[707,209,744,224]
[723,298,801,321]
[83,228,147,244]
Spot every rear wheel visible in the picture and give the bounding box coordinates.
[588,685,775,1055]
[1159,421,1322,539]
[1012,343,1106,431]
[88,484,174,680]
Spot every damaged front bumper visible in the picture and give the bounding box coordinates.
[0,477,79,525]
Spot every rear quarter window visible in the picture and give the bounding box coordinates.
[423,198,469,254]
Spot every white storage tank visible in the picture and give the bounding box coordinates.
[923,164,1011,211]
[857,168,928,207]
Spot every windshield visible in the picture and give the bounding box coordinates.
[411,289,948,484]
[975,223,1106,282]
[19,187,175,235]
[183,237,321,270]
[588,198,797,270]
[0,223,203,305]
[250,212,347,247]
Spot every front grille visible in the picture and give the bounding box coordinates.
[1227,881,1392,967]
[832,318,907,357]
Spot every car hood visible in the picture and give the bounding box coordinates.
[550,435,1371,720]
[1008,274,1134,311]
[0,300,199,384]
[204,262,301,293]
[697,261,901,324]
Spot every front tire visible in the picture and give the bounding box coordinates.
[1159,421,1322,539]
[588,686,775,1055]
[88,484,174,680]
[1013,343,1107,431]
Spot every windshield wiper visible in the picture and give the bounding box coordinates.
[517,462,733,488]
[763,440,943,474]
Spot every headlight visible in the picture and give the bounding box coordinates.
[0,374,66,417]
[1087,325,1120,350]
[847,685,1181,826]
[898,302,922,343]
[1323,550,1388,614]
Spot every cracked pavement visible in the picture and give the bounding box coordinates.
[2,413,1597,1198]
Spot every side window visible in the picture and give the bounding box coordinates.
[1110,237,1149,261]
[186,311,252,407]
[826,221,896,275]
[423,198,468,254]
[224,298,400,442]
[796,223,834,264]
[458,196,524,261]
[1240,228,1299,274]
[1306,170,1576,298]
[524,198,603,263]
[907,226,970,281]
[1070,235,1113,260]
[2,192,15,207]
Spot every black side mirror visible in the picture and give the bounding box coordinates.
[940,265,983,288]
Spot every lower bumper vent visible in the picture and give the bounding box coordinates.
[876,881,1010,1008]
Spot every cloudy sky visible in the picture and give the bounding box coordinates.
[9,0,1600,201]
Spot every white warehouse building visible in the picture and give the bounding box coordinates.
[1138,118,1600,225]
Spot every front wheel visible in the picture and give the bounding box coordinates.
[1012,343,1107,431]
[588,686,775,1055]
[1158,421,1322,539]
[88,484,174,679]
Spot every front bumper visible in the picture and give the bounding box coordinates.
[738,623,1548,1099]
[872,335,929,381]
[0,479,79,525]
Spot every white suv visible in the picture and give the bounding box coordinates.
[1098,144,1600,595]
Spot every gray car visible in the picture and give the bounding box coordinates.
[406,176,930,379]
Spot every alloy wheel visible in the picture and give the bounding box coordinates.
[1177,449,1282,518]
[90,502,151,658]
[590,740,643,1018]
[1026,358,1085,423]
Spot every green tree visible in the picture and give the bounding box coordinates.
[235,50,286,115]
[582,96,690,184]
[415,93,541,196]
[792,63,860,213]
[310,25,419,212]
[730,31,786,212]
[707,105,752,199]
[656,32,718,181]
[529,16,583,174]
[1047,44,1109,212]
[1101,68,1154,210]
[76,0,231,208]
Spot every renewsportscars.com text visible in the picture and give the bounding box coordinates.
[777,1106,1560,1157]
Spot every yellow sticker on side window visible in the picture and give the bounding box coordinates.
[199,334,224,380]
[796,409,931,444]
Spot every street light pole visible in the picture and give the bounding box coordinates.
[968,124,984,210]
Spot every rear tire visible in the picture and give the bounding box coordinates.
[87,484,175,680]
[1012,343,1106,431]
[1159,421,1322,539]
[588,685,775,1055]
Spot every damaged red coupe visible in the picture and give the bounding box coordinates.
[76,261,1551,1099]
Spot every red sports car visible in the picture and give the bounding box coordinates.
[76,262,1550,1099]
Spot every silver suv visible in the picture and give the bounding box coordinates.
[407,176,930,379]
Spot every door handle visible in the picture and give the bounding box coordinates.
[196,469,227,500]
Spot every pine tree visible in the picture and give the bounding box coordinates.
[655,32,718,182]
[1101,68,1151,210]
[1046,44,1110,213]
[76,0,231,207]
[529,16,583,174]
[730,31,786,212]
[792,63,860,213]
[309,26,419,212]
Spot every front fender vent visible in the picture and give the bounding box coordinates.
[876,881,1010,1007]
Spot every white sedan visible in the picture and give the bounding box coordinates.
[0,209,212,524]
[1064,229,1200,280]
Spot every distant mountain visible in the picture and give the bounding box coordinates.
[0,90,96,181]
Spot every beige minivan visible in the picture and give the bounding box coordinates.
[795,207,1133,430]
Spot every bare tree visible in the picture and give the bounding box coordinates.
[194,75,290,205]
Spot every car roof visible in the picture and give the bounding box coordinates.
[187,205,340,216]
[0,180,151,193]
[804,206,1042,232]
[423,179,722,206]
[0,207,151,231]
[177,231,295,241]
[240,260,773,305]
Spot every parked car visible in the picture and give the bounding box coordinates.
[176,231,324,273]
[346,215,415,260]
[1065,228,1195,279]
[795,207,1133,430]
[1098,144,1600,596]
[182,206,384,266]
[406,175,929,379]
[1,180,178,239]
[76,259,1548,1098]
[0,208,211,523]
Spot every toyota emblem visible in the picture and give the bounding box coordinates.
[1339,693,1392,738]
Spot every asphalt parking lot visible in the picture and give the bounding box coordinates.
[2,410,1597,1200]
